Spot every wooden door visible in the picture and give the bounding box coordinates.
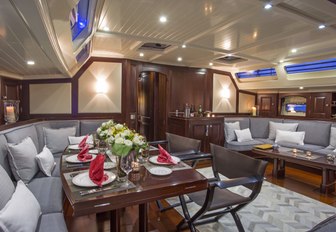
[258,94,277,117]
[308,93,331,118]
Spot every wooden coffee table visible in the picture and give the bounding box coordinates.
[252,146,336,193]
[61,149,208,232]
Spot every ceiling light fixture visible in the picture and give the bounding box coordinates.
[279,60,284,63]
[177,57,182,62]
[318,24,326,29]
[227,54,232,57]
[103,26,109,31]
[209,62,213,66]
[182,44,186,48]
[27,60,35,65]
[264,3,272,9]
[159,16,167,23]
[139,53,144,57]
[291,48,297,53]
[299,86,304,90]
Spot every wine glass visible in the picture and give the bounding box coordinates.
[120,152,135,185]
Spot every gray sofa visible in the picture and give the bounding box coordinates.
[224,117,335,156]
[0,119,108,232]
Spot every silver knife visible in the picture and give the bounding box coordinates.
[79,185,115,196]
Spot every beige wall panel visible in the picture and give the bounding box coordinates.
[78,62,122,113]
[212,73,237,113]
[239,93,255,113]
[30,83,71,114]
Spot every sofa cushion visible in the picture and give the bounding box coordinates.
[38,213,68,232]
[225,139,263,151]
[255,138,275,145]
[284,120,331,147]
[7,137,39,183]
[43,127,76,153]
[27,177,63,214]
[224,117,250,130]
[5,124,39,153]
[35,120,80,152]
[276,142,324,152]
[275,130,305,145]
[235,128,253,142]
[0,134,12,179]
[80,119,108,135]
[268,121,298,139]
[224,122,240,142]
[329,127,336,148]
[0,180,41,232]
[250,118,282,139]
[314,148,334,156]
[34,157,60,178]
[68,135,93,145]
[0,165,15,210]
[36,146,56,177]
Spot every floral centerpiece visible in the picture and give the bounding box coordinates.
[96,120,148,157]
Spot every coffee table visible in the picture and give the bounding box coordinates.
[252,146,336,193]
[61,149,208,232]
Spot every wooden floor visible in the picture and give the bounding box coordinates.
[64,160,336,232]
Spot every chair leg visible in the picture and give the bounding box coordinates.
[230,211,245,232]
[156,199,192,212]
[177,195,197,232]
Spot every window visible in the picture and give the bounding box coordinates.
[236,68,276,79]
[285,58,336,74]
[70,0,90,40]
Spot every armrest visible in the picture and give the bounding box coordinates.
[148,140,168,146]
[210,176,261,189]
[172,151,212,161]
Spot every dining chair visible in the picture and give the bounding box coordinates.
[149,133,211,212]
[308,214,336,232]
[177,143,268,232]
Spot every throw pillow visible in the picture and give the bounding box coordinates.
[268,122,298,139]
[36,146,55,177]
[68,135,93,145]
[0,180,41,232]
[275,130,305,145]
[0,165,15,210]
[234,128,253,142]
[329,127,336,148]
[43,127,76,153]
[7,137,39,183]
[224,122,240,142]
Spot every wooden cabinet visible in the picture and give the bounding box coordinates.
[307,93,331,118]
[167,116,224,152]
[257,94,277,117]
[0,77,21,124]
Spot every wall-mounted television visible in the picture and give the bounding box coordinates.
[285,103,306,113]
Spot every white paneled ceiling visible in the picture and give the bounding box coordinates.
[1,0,336,79]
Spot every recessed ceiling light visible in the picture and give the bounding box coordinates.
[159,16,167,23]
[264,4,272,9]
[182,44,186,48]
[318,24,326,29]
[27,60,35,65]
[227,54,232,57]
[291,48,297,53]
[103,26,109,31]
[299,86,304,90]
[279,60,284,63]
[209,62,213,66]
[139,53,144,57]
[177,57,182,62]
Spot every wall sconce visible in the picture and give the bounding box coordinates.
[95,79,108,94]
[220,88,230,99]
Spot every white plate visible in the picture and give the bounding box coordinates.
[68,144,94,150]
[149,155,180,165]
[65,154,97,163]
[72,171,116,187]
[104,162,116,170]
[149,167,172,176]
[89,149,99,154]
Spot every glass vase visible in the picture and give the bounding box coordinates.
[116,151,136,183]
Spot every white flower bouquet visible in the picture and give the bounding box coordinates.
[96,120,148,157]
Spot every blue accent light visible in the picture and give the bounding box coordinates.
[285,58,336,74]
[236,68,277,79]
[70,0,89,41]
[78,21,86,29]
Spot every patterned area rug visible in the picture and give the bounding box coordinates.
[166,167,336,232]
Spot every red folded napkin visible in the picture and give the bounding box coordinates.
[77,145,92,161]
[89,154,108,187]
[78,135,89,149]
[157,145,177,164]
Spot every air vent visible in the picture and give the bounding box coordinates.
[215,56,247,64]
[138,43,171,51]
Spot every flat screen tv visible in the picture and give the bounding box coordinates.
[285,103,306,113]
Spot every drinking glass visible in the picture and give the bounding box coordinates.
[120,152,135,185]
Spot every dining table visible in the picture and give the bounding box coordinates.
[61,145,208,232]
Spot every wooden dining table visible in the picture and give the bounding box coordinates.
[61,148,208,232]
